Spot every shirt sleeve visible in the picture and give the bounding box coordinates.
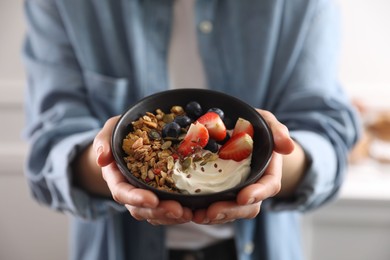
[266,0,361,211]
[22,0,124,219]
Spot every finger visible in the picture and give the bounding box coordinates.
[126,204,167,221]
[145,216,191,226]
[125,202,192,224]
[156,200,185,219]
[102,163,159,208]
[153,206,192,225]
[256,109,294,154]
[126,203,183,222]
[237,152,283,205]
[93,115,120,167]
[194,201,261,224]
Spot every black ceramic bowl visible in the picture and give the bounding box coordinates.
[111,89,273,209]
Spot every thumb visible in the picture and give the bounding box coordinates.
[256,109,294,155]
[93,116,120,167]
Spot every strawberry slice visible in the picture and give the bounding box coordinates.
[218,132,253,161]
[232,117,254,138]
[197,112,227,141]
[177,122,209,157]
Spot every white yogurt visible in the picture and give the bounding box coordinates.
[172,155,252,194]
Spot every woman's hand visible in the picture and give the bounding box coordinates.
[93,116,193,225]
[86,109,304,225]
[192,109,297,224]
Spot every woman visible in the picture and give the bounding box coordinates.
[22,0,360,259]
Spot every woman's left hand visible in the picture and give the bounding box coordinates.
[192,109,295,224]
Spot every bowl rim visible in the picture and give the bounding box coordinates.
[111,88,274,198]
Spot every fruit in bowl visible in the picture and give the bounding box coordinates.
[111,89,273,209]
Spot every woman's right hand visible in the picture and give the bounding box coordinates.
[93,116,193,225]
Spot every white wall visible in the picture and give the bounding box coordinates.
[0,1,389,260]
[338,0,390,108]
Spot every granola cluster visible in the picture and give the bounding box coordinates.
[122,107,186,193]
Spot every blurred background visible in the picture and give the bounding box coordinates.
[1,0,389,259]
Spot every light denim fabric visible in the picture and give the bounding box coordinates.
[22,0,360,259]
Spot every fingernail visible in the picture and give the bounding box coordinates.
[202,218,210,224]
[96,146,103,164]
[166,212,178,219]
[247,198,256,205]
[97,145,103,156]
[215,213,226,221]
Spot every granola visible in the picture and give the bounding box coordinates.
[122,107,183,193]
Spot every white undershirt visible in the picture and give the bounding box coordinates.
[168,0,207,90]
[167,0,234,250]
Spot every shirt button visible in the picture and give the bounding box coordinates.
[243,242,254,254]
[199,21,213,34]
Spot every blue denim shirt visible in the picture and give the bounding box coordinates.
[22,0,360,259]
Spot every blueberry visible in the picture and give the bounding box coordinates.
[204,139,219,153]
[174,115,192,128]
[162,122,181,139]
[185,101,203,119]
[208,107,224,120]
